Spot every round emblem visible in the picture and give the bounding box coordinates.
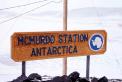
[89,33,104,51]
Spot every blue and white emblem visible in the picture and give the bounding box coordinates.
[89,33,104,51]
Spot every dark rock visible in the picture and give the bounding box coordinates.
[98,76,108,82]
[91,77,98,82]
[68,71,80,82]
[75,78,89,82]
[28,73,42,81]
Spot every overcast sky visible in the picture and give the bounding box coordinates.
[0,0,122,12]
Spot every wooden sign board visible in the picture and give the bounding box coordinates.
[11,30,107,62]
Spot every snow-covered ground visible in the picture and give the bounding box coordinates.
[0,7,122,82]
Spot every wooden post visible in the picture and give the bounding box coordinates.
[63,0,68,75]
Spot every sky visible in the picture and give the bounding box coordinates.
[0,0,122,11]
[0,0,122,81]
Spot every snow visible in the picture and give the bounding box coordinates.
[0,7,122,82]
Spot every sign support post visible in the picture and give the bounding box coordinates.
[63,0,68,75]
[22,61,26,76]
[86,55,90,80]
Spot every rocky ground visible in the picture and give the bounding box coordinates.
[9,71,122,82]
